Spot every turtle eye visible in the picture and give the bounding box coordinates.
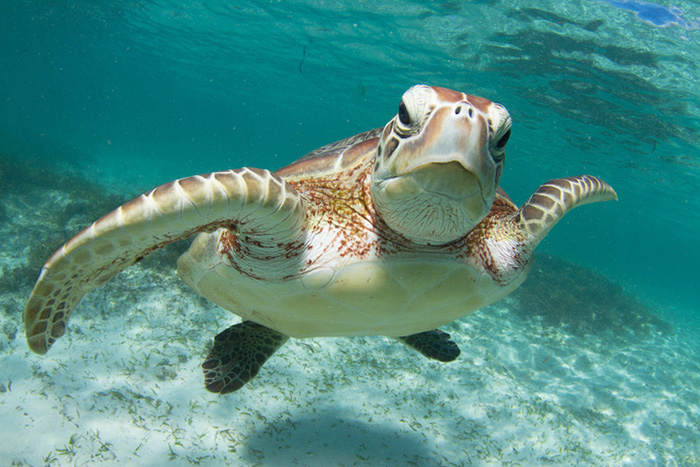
[495,129,511,150]
[398,102,411,126]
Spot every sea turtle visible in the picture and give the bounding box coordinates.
[24,85,616,394]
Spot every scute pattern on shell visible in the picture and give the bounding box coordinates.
[275,128,383,179]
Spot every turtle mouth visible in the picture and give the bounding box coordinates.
[409,161,483,200]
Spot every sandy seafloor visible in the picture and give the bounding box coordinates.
[1,160,699,466]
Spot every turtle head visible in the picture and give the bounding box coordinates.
[371,85,512,245]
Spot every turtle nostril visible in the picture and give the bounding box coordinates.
[468,107,474,118]
[455,106,462,115]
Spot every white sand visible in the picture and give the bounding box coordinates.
[1,176,699,466]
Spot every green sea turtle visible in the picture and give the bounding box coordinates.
[24,85,616,394]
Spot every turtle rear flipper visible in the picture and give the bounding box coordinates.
[398,329,461,362]
[203,321,289,394]
[24,169,305,355]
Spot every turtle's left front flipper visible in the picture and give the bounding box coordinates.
[515,175,617,250]
[24,168,304,355]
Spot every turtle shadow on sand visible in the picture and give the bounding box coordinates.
[511,253,670,341]
[239,409,440,465]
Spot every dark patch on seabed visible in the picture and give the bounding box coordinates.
[0,154,187,294]
[513,253,671,341]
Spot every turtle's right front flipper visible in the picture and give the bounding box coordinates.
[515,175,617,251]
[24,168,305,355]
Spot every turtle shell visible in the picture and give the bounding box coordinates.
[274,128,382,180]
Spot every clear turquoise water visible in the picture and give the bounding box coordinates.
[2,1,698,315]
[1,1,699,464]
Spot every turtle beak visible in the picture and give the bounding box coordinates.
[409,161,483,200]
[407,159,490,229]
[403,107,495,209]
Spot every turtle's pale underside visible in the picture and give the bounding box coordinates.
[24,85,616,394]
